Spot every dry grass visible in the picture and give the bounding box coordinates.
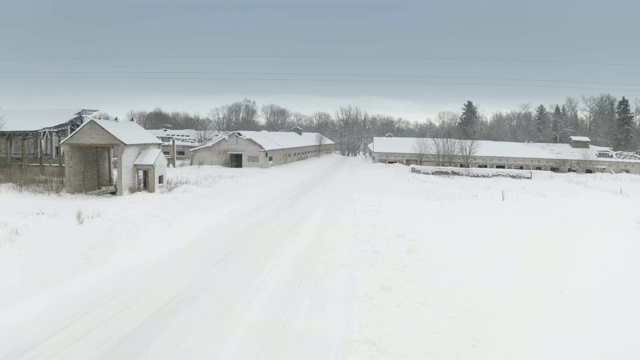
[0,168,64,194]
[165,173,225,191]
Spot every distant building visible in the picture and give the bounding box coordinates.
[148,128,214,161]
[190,129,334,168]
[61,120,166,195]
[368,136,640,174]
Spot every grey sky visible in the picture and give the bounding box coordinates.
[1,0,639,122]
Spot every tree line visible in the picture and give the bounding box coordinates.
[128,93,640,155]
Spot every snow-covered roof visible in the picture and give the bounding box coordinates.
[62,119,162,145]
[192,131,335,152]
[148,128,217,147]
[569,136,590,142]
[0,109,84,131]
[371,137,630,162]
[134,148,163,166]
[190,132,230,152]
[236,131,335,151]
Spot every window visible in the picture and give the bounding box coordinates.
[158,175,164,184]
[247,156,259,162]
[478,165,488,168]
[177,151,185,156]
[269,156,273,161]
[163,151,170,155]
[535,167,542,170]
[265,153,268,157]
[496,165,506,169]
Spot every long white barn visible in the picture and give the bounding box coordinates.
[191,128,334,168]
[369,136,640,174]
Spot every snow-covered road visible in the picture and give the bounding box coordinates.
[1,156,360,359]
[2,155,640,359]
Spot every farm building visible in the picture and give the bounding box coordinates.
[190,128,334,168]
[0,109,98,174]
[368,136,640,174]
[148,128,215,161]
[61,119,166,195]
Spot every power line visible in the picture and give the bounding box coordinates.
[0,70,639,88]
[1,75,639,92]
[0,55,639,68]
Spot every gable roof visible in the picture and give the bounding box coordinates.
[235,131,334,151]
[191,130,335,152]
[370,137,624,162]
[62,119,162,146]
[134,148,164,166]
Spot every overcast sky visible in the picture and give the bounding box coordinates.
[1,0,639,123]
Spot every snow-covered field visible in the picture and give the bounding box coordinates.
[1,154,640,359]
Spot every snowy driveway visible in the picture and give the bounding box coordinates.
[2,155,640,359]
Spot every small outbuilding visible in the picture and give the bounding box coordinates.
[61,119,166,195]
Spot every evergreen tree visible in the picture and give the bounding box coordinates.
[458,100,479,139]
[615,96,634,150]
[551,105,562,142]
[535,104,550,142]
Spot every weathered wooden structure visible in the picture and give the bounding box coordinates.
[0,109,98,174]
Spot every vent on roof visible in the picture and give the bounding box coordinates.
[569,136,590,148]
[292,126,303,135]
[385,133,394,137]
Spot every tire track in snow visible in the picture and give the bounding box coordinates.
[0,156,352,359]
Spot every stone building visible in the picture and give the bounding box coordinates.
[61,119,166,195]
[368,136,640,174]
[190,128,334,168]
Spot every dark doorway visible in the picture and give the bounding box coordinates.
[138,170,149,190]
[229,154,243,168]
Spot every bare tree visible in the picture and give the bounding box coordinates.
[335,106,368,156]
[262,104,291,131]
[92,112,113,120]
[210,99,259,131]
[307,112,333,135]
[291,112,308,127]
[458,139,479,167]
[412,137,430,165]
[580,147,594,172]
[315,133,325,157]
[430,136,459,166]
[430,116,460,166]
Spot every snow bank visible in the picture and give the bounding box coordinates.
[410,164,533,179]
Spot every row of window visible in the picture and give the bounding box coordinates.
[162,150,186,156]
[287,148,329,158]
